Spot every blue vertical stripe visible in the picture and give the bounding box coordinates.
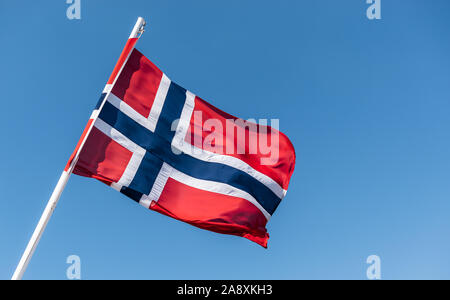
[154,82,187,142]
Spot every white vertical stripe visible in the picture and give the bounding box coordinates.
[139,162,173,208]
[171,90,195,150]
[94,118,146,191]
[148,74,171,131]
[105,75,170,133]
[114,152,144,190]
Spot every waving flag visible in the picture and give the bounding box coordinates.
[65,28,295,248]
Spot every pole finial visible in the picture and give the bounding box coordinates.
[130,17,147,39]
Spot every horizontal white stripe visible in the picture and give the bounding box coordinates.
[177,142,286,199]
[148,74,171,131]
[107,93,155,132]
[94,118,144,154]
[139,162,172,208]
[170,167,271,220]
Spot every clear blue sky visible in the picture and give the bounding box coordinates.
[1,1,450,279]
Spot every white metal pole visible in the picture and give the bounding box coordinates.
[130,16,146,39]
[11,17,146,280]
[11,170,72,280]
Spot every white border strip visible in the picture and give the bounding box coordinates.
[105,74,171,133]
[139,162,173,208]
[94,118,146,191]
[107,93,154,132]
[170,167,271,220]
[171,90,195,150]
[112,152,144,191]
[148,74,171,131]
[177,142,286,198]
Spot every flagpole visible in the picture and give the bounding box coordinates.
[11,17,146,280]
[11,171,71,280]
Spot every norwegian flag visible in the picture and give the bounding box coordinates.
[65,33,295,248]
